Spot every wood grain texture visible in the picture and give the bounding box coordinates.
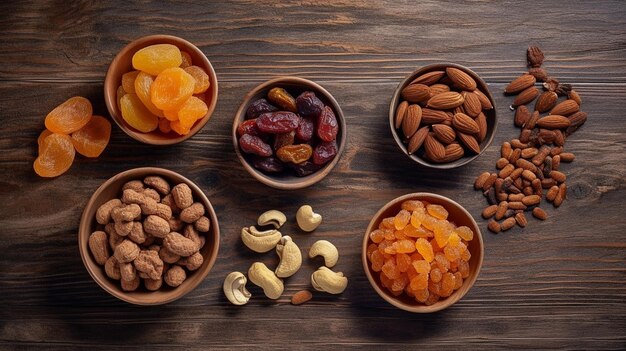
[1,0,625,349]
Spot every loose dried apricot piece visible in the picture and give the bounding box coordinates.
[150,67,195,111]
[34,133,75,177]
[132,44,182,76]
[180,51,192,68]
[120,94,158,133]
[177,96,207,129]
[134,72,164,117]
[122,71,139,94]
[184,66,210,94]
[37,129,53,153]
[44,96,92,134]
[71,116,111,157]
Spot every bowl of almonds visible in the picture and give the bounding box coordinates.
[78,167,220,305]
[389,63,497,168]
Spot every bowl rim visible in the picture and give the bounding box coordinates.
[388,62,497,169]
[361,192,484,313]
[78,167,220,305]
[104,34,219,146]
[232,76,346,190]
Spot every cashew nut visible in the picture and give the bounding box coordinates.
[241,226,282,253]
[257,210,287,229]
[275,236,302,278]
[248,262,284,300]
[311,266,348,294]
[223,271,251,306]
[296,205,322,232]
[308,240,338,268]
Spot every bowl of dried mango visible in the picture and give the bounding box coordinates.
[104,35,218,145]
[362,193,484,313]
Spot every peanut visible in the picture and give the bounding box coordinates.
[122,180,144,192]
[168,217,183,232]
[111,204,141,222]
[121,275,140,291]
[155,203,172,221]
[180,202,205,223]
[104,256,121,280]
[120,262,137,282]
[114,220,133,236]
[183,225,204,251]
[134,250,164,280]
[88,231,109,265]
[178,252,203,271]
[194,216,210,232]
[163,232,197,257]
[159,246,181,264]
[144,176,170,195]
[144,277,163,291]
[161,194,181,214]
[143,215,170,238]
[96,199,122,225]
[114,239,140,263]
[164,265,186,287]
[128,222,147,244]
[171,183,193,209]
[142,188,161,202]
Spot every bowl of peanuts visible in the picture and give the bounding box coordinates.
[362,193,483,313]
[104,35,218,145]
[79,167,220,305]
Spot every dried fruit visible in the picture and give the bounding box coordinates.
[134,72,165,118]
[45,96,93,134]
[268,87,297,112]
[296,91,324,118]
[71,116,111,158]
[296,116,315,142]
[312,140,337,165]
[252,156,284,173]
[34,133,75,177]
[256,112,300,134]
[317,106,339,142]
[276,144,313,164]
[150,67,195,111]
[239,134,272,157]
[132,44,182,76]
[246,98,278,119]
[184,65,210,94]
[237,119,261,137]
[120,94,159,133]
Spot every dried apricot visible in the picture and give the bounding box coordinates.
[37,129,53,153]
[34,133,75,177]
[120,94,159,133]
[150,67,195,111]
[132,44,182,76]
[177,96,207,129]
[45,96,92,134]
[122,71,139,94]
[71,116,111,157]
[158,118,171,134]
[134,72,164,117]
[184,66,210,94]
[170,120,190,136]
[117,85,126,106]
[180,51,192,68]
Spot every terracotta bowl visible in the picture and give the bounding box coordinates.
[362,193,484,313]
[389,63,497,168]
[104,35,218,145]
[78,167,220,305]
[232,77,346,190]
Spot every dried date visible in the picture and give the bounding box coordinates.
[296,91,324,118]
[276,144,312,164]
[317,106,338,142]
[296,116,314,142]
[273,131,295,150]
[312,140,337,165]
[239,134,272,157]
[290,161,322,177]
[237,119,260,137]
[252,156,284,173]
[246,98,278,119]
[256,112,300,134]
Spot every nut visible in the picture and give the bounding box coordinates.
[155,203,172,221]
[111,204,141,223]
[104,256,121,280]
[122,180,144,192]
[171,183,193,209]
[241,226,282,253]
[122,189,157,215]
[142,188,161,202]
[248,262,284,300]
[223,271,251,306]
[296,205,322,232]
[194,216,210,232]
[161,194,181,214]
[308,240,339,268]
[164,265,186,287]
[311,267,348,294]
[96,199,122,225]
[121,275,140,291]
[127,221,148,244]
[143,215,170,238]
[183,225,204,251]
[257,210,287,229]
[291,290,313,305]
[133,250,164,280]
[114,220,133,236]
[163,232,197,257]
[144,277,163,291]
[158,246,181,264]
[144,176,170,195]
[88,231,109,265]
[177,251,203,271]
[114,239,140,263]
[119,262,137,282]
[180,202,205,223]
[275,236,302,278]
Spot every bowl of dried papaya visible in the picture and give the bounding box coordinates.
[362,193,483,312]
[104,35,218,145]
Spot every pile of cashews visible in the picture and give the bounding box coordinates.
[223,206,348,305]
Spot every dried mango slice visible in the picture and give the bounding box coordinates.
[120,94,158,133]
[121,71,139,94]
[132,44,182,76]
[34,133,75,177]
[150,67,195,111]
[71,116,111,157]
[45,96,92,134]
[184,66,210,94]
[134,72,164,117]
[177,96,207,129]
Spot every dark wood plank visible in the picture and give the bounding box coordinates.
[1,0,625,350]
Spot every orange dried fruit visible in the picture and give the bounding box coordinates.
[410,208,426,228]
[34,133,75,177]
[401,200,424,211]
[415,288,429,303]
[415,238,434,262]
[367,243,378,260]
[150,67,195,111]
[382,259,400,280]
[394,209,410,230]
[455,226,474,241]
[71,116,111,157]
[426,204,448,220]
[380,217,395,229]
[44,96,92,134]
[370,250,384,272]
[170,120,190,136]
[120,94,158,133]
[369,229,385,243]
[395,239,416,254]
[134,71,164,117]
[121,70,139,94]
[37,129,53,153]
[184,65,210,94]
[396,253,411,272]
[180,51,192,68]
[177,96,207,129]
[132,44,182,76]
[412,260,430,274]
[117,85,126,106]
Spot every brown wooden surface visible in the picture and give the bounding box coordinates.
[1,1,625,349]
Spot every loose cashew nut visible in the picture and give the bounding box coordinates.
[241,226,282,253]
[223,271,251,306]
[257,210,287,229]
[248,262,284,300]
[311,266,348,294]
[275,236,302,278]
[296,205,322,232]
[309,240,338,268]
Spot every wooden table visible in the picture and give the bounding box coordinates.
[2,1,625,349]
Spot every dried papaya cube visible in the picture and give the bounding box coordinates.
[132,44,182,76]
[180,51,192,68]
[158,118,172,134]
[71,116,111,157]
[120,94,158,133]
[122,71,139,94]
[37,129,53,153]
[45,96,92,134]
[170,120,190,136]
[177,96,207,128]
[184,66,210,94]
[34,133,75,177]
[134,72,164,117]
[150,67,195,111]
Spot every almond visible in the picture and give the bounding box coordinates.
[475,112,488,142]
[432,124,456,144]
[514,105,530,127]
[462,91,482,117]
[407,126,429,154]
[458,132,480,154]
[402,104,422,138]
[394,101,408,129]
[512,86,539,107]
[567,111,587,128]
[474,89,493,110]
[424,133,446,161]
[535,91,558,112]
[524,110,540,130]
[401,84,430,104]
[568,90,582,105]
[410,70,445,86]
[550,99,579,116]
[427,91,464,110]
[536,115,571,129]
[429,83,450,96]
[445,67,477,91]
[421,108,449,124]
[440,143,464,162]
[291,290,312,305]
[452,113,480,134]
[505,74,536,94]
